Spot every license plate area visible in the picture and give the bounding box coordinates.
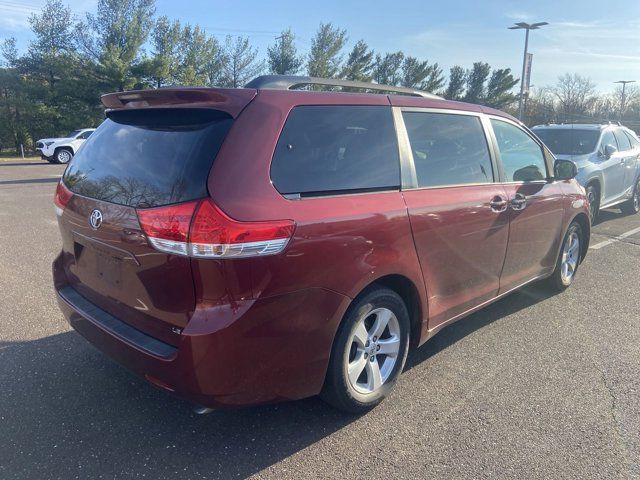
[73,237,124,290]
[95,249,122,288]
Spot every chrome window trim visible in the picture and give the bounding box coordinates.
[392,107,418,189]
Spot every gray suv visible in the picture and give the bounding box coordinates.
[532,123,640,221]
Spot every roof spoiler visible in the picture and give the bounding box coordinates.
[101,87,256,118]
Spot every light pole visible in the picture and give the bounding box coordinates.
[509,22,548,120]
[614,80,636,122]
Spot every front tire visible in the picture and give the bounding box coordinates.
[620,178,640,215]
[321,286,410,414]
[546,221,583,292]
[54,148,73,164]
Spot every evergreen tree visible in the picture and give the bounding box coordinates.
[341,40,375,82]
[267,29,303,75]
[75,0,156,91]
[463,62,491,103]
[219,36,264,88]
[400,56,444,92]
[485,68,518,109]
[307,23,347,78]
[372,52,404,85]
[444,65,466,100]
[138,16,182,88]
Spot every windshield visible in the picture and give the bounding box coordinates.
[66,130,82,138]
[63,109,233,208]
[534,128,600,156]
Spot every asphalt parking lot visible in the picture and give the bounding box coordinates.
[1,159,639,479]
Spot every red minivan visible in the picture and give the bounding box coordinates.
[53,76,590,413]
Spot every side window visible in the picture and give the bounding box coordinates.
[600,130,618,153]
[271,106,400,196]
[78,131,93,140]
[401,112,494,188]
[491,119,547,182]
[624,130,640,149]
[613,129,631,151]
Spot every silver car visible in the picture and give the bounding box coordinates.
[532,123,640,221]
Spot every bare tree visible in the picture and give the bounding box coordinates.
[553,74,597,121]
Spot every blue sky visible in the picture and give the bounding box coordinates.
[1,0,639,92]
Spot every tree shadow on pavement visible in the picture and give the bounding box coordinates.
[0,333,354,479]
[0,162,51,167]
[0,284,556,479]
[406,284,556,370]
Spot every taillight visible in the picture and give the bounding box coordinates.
[54,181,73,216]
[136,201,198,256]
[136,199,295,258]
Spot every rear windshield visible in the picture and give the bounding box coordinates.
[533,128,600,156]
[63,109,232,208]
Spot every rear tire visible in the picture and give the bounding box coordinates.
[54,148,73,164]
[586,183,599,223]
[546,221,583,292]
[620,178,640,215]
[321,286,410,414]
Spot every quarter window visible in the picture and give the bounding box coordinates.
[402,112,494,188]
[625,130,640,149]
[613,129,631,151]
[491,119,547,182]
[271,106,400,196]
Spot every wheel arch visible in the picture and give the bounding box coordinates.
[585,176,602,202]
[54,145,74,155]
[570,212,591,261]
[351,274,425,350]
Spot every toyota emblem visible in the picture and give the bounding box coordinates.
[89,209,103,229]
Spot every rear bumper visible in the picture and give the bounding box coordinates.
[54,257,350,408]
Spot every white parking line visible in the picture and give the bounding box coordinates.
[590,226,640,250]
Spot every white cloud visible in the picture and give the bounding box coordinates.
[0,5,33,31]
[505,11,533,21]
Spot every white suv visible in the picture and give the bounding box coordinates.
[36,128,96,164]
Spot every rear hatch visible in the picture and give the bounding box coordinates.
[56,97,249,345]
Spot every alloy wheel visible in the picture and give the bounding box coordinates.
[57,150,72,163]
[560,230,580,284]
[346,307,401,395]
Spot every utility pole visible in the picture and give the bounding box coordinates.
[509,22,548,120]
[614,80,636,123]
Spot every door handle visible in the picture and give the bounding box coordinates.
[489,195,508,212]
[510,193,527,211]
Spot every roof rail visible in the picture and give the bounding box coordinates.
[245,75,442,99]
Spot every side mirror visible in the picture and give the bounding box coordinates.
[604,144,618,159]
[554,159,578,180]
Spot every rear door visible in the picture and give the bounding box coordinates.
[624,130,640,190]
[599,129,625,204]
[614,128,639,195]
[489,118,566,292]
[399,109,510,328]
[57,108,234,345]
